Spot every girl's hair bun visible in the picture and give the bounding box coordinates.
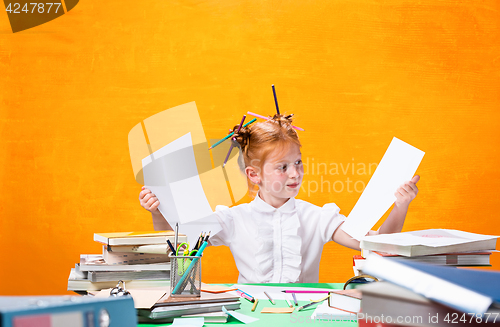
[231,114,295,153]
[231,124,251,153]
[271,113,294,126]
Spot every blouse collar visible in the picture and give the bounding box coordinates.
[251,193,296,214]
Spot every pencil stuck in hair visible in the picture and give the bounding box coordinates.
[272,84,280,115]
[208,118,256,150]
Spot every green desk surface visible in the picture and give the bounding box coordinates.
[139,283,358,327]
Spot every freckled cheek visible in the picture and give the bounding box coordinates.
[274,175,289,189]
[262,172,287,186]
[272,173,288,184]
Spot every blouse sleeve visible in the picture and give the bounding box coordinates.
[209,205,235,247]
[319,203,346,244]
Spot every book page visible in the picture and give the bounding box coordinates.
[361,229,498,247]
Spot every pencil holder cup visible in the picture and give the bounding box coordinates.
[170,254,202,297]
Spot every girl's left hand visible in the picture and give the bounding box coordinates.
[395,175,420,208]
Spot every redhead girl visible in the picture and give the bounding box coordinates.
[140,115,419,283]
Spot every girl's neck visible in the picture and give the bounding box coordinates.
[258,192,290,209]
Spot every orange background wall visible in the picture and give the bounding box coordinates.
[1,1,499,295]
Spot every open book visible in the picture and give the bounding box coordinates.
[360,229,498,257]
[362,254,500,315]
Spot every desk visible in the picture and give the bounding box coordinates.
[139,283,358,327]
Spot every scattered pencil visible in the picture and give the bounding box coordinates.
[297,295,330,311]
[291,292,298,306]
[284,294,293,308]
[264,291,275,305]
[251,299,259,312]
[297,301,319,311]
[281,290,330,294]
[236,289,255,303]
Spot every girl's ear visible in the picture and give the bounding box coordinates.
[245,166,261,185]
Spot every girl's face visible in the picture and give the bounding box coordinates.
[257,143,303,208]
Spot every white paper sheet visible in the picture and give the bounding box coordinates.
[142,133,194,167]
[142,132,222,242]
[142,133,197,224]
[342,137,425,240]
[171,317,204,327]
[170,175,215,224]
[310,301,358,322]
[222,306,259,324]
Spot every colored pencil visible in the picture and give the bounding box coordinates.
[251,299,259,312]
[172,241,208,294]
[298,301,320,311]
[281,290,330,294]
[264,291,275,305]
[272,84,280,115]
[247,111,304,131]
[284,294,293,308]
[236,290,255,303]
[166,239,176,254]
[223,115,246,167]
[297,295,330,311]
[203,231,211,242]
[208,118,256,150]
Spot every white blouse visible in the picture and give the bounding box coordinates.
[209,195,346,283]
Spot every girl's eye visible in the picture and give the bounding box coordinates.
[279,164,287,171]
[295,160,302,165]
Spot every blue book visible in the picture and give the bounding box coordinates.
[0,295,136,327]
[362,254,500,315]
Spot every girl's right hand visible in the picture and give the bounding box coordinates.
[139,186,160,213]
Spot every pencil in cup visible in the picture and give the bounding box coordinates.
[170,242,208,296]
[170,254,201,296]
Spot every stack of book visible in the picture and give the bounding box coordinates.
[352,229,497,276]
[136,289,240,324]
[67,231,187,293]
[359,255,500,327]
[87,284,239,323]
